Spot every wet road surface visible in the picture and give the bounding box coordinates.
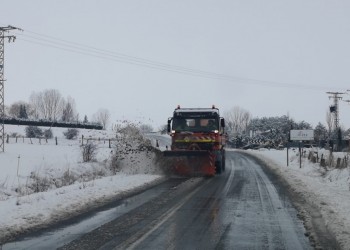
[3,151,312,249]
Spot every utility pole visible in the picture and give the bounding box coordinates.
[343,98,350,151]
[1,25,21,152]
[327,91,345,151]
[327,92,345,129]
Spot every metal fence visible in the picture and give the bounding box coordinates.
[5,134,118,149]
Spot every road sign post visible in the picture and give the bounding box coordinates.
[289,130,314,168]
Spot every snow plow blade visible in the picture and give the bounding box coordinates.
[163,150,209,157]
[163,150,216,176]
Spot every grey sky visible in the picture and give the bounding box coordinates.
[2,0,350,129]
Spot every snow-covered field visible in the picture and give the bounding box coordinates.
[1,126,350,249]
[244,147,350,249]
[0,125,165,244]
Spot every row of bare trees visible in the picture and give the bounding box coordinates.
[6,89,111,129]
[326,110,334,137]
[30,90,76,121]
[224,105,347,146]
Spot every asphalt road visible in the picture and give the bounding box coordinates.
[59,151,311,250]
[3,151,312,249]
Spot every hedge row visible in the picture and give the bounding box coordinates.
[2,118,103,130]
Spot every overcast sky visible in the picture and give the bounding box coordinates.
[2,0,350,129]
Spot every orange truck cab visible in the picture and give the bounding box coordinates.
[164,105,226,176]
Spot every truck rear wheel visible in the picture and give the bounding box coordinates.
[222,151,226,172]
[215,161,222,174]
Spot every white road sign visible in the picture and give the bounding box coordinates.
[290,130,314,141]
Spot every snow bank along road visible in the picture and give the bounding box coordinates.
[4,151,317,249]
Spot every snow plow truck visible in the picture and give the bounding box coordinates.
[164,105,226,176]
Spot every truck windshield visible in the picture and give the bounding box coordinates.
[172,117,218,132]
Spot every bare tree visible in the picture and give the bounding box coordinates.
[241,110,251,135]
[139,124,153,133]
[326,110,334,139]
[30,89,64,121]
[93,108,110,130]
[82,143,97,162]
[4,105,9,117]
[29,92,41,119]
[43,89,64,120]
[224,106,251,136]
[158,124,168,134]
[61,96,77,122]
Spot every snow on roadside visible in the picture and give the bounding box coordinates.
[243,148,350,249]
[0,125,165,244]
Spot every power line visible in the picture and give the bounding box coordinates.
[17,37,229,80]
[11,29,339,91]
[16,32,244,79]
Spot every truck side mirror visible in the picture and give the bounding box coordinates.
[167,118,172,133]
[220,118,225,128]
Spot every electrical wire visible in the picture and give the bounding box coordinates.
[7,28,345,91]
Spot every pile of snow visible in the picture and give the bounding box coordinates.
[245,147,350,249]
[112,125,165,175]
[0,125,165,244]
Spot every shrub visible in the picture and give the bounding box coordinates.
[10,132,18,138]
[44,129,53,139]
[25,126,43,138]
[63,128,79,140]
[82,143,97,162]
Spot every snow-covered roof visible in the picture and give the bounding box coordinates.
[174,108,220,115]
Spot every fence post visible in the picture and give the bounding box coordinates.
[82,135,84,146]
[6,134,9,143]
[55,137,58,145]
[109,139,111,148]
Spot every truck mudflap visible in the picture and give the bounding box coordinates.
[163,150,216,176]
